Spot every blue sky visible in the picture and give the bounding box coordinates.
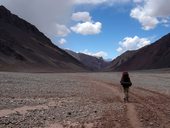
[1,0,170,59]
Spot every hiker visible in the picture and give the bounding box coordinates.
[120,71,132,102]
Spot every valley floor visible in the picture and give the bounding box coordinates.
[0,72,170,128]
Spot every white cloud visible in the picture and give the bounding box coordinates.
[74,0,130,5]
[0,0,131,40]
[72,12,91,22]
[133,0,143,3]
[71,11,102,35]
[58,38,67,45]
[130,0,170,30]
[56,24,70,37]
[74,0,107,5]
[81,49,108,58]
[130,7,159,30]
[0,0,73,37]
[71,22,102,35]
[161,18,170,27]
[94,51,108,58]
[117,36,150,53]
[116,47,123,52]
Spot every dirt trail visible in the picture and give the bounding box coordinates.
[126,103,142,128]
[95,80,170,128]
[93,81,143,128]
[131,88,170,128]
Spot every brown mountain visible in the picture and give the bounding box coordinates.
[106,50,137,71]
[65,49,110,71]
[0,6,87,72]
[108,33,170,71]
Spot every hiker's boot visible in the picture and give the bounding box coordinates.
[123,98,126,102]
[124,97,128,102]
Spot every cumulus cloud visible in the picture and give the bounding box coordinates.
[0,0,132,40]
[117,36,151,53]
[56,24,70,37]
[93,51,108,58]
[58,38,67,45]
[72,12,91,22]
[130,7,159,30]
[71,22,102,35]
[130,0,170,30]
[74,0,130,5]
[117,47,123,52]
[71,11,102,35]
[81,49,108,58]
[0,0,73,37]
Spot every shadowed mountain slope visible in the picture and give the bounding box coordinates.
[108,33,170,71]
[65,49,110,71]
[106,50,137,71]
[0,6,87,72]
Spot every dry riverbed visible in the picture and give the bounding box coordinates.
[0,72,170,128]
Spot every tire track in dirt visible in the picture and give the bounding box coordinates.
[92,81,143,128]
[106,81,170,128]
[0,100,58,117]
[0,104,48,117]
[130,89,170,128]
[98,80,170,128]
[135,87,170,100]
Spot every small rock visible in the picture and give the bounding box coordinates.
[149,122,154,126]
[140,119,144,122]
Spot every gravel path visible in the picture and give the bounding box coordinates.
[0,72,170,128]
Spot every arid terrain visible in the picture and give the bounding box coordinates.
[0,71,170,128]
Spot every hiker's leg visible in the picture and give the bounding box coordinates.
[123,87,127,102]
[126,87,129,102]
[124,88,128,102]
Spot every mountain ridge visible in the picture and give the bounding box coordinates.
[108,33,170,71]
[0,5,87,72]
[65,49,110,71]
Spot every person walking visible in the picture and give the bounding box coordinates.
[120,72,132,102]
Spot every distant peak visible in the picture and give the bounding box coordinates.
[0,5,6,9]
[0,5,13,19]
[162,33,170,38]
[0,5,10,13]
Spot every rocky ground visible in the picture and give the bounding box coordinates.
[0,71,170,128]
